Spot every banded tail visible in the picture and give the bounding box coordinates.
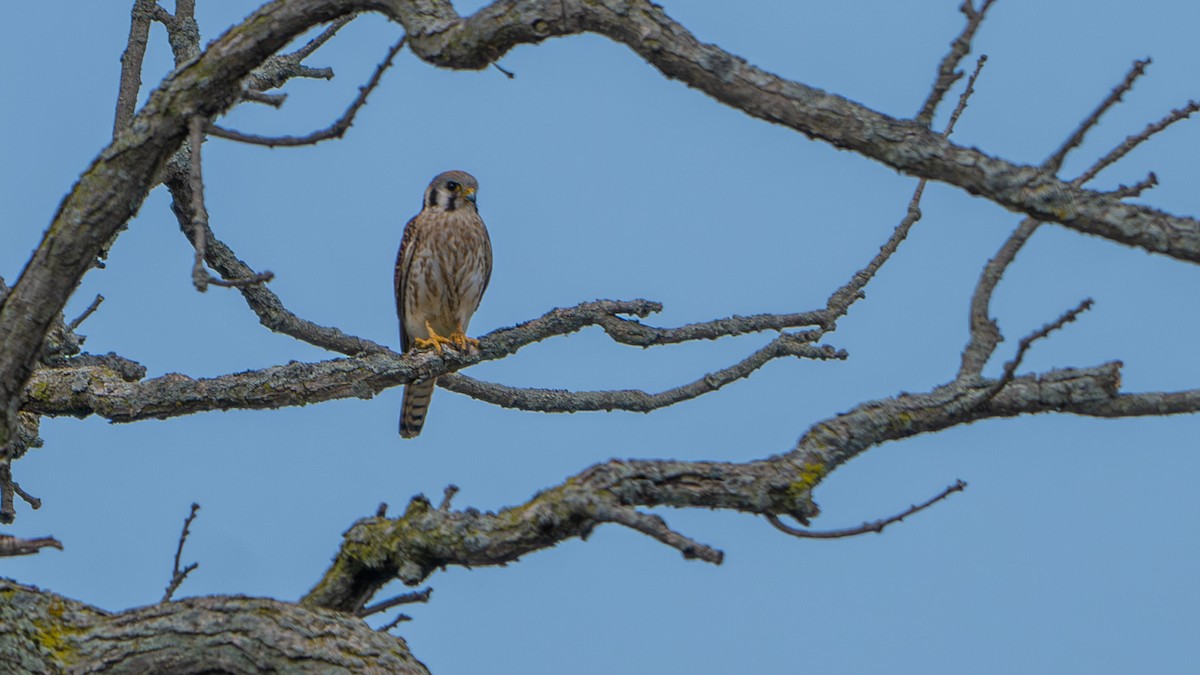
[399,379,436,438]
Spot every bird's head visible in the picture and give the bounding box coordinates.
[424,170,479,212]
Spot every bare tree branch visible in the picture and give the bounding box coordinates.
[942,54,988,137]
[959,218,1041,376]
[961,58,1190,378]
[1075,390,1200,417]
[0,533,62,558]
[1044,58,1151,174]
[66,294,105,333]
[10,0,1200,467]
[165,167,382,355]
[290,15,357,61]
[0,578,429,674]
[0,408,42,524]
[597,506,723,563]
[916,0,996,127]
[0,459,41,525]
[185,117,277,292]
[765,479,967,539]
[440,333,844,412]
[824,54,985,327]
[303,362,1124,613]
[211,34,406,148]
[593,310,823,347]
[113,0,158,134]
[378,612,413,632]
[23,300,839,421]
[1075,99,1200,186]
[358,587,433,618]
[982,298,1094,401]
[162,503,201,603]
[242,17,357,93]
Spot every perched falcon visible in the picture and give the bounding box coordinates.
[394,170,493,438]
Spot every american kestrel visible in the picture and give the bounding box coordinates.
[394,170,493,438]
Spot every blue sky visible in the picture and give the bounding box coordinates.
[3,1,1199,673]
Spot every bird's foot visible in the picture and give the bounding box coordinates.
[414,322,455,354]
[449,329,480,353]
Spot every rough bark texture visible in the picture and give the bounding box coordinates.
[302,363,1124,613]
[0,578,428,674]
[4,1,1200,672]
[5,0,1200,447]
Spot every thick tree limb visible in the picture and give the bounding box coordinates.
[7,0,1200,458]
[393,0,1200,261]
[22,300,838,422]
[0,578,428,675]
[303,362,1124,614]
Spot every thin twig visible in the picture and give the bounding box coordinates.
[824,56,985,326]
[162,502,201,603]
[289,15,355,61]
[493,62,515,79]
[377,612,413,632]
[977,298,1094,403]
[186,117,274,291]
[440,334,844,413]
[960,60,1167,376]
[439,485,459,511]
[164,166,361,352]
[358,587,433,618]
[1075,99,1200,186]
[67,294,105,332]
[1044,58,1151,174]
[1108,172,1158,199]
[0,460,40,525]
[765,480,967,539]
[822,189,925,323]
[210,35,406,148]
[942,55,987,137]
[915,0,997,126]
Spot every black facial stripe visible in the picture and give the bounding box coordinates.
[445,192,457,212]
[426,187,438,209]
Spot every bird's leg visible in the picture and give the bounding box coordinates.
[449,323,480,353]
[414,320,455,354]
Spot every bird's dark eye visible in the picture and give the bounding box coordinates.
[445,181,460,191]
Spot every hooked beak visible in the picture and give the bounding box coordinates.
[462,187,477,203]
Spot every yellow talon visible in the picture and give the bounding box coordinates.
[414,321,455,354]
[449,326,480,353]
